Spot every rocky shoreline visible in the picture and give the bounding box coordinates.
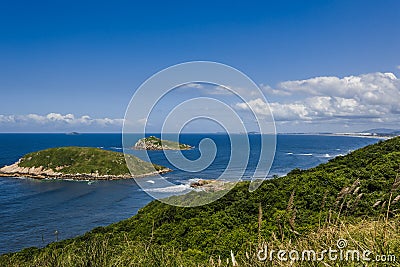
[0,160,171,180]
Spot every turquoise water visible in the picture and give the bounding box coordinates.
[0,133,380,254]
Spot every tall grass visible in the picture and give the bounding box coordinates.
[1,200,399,266]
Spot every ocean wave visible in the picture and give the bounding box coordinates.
[143,178,202,193]
[317,153,347,158]
[317,153,332,158]
[110,147,123,150]
[187,178,201,184]
[286,152,313,156]
[145,184,191,193]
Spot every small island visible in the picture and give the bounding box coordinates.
[134,136,192,150]
[0,146,171,180]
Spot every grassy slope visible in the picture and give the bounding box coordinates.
[18,146,165,176]
[2,216,398,266]
[2,137,400,266]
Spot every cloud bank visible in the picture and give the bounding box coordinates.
[0,113,123,132]
[238,72,400,128]
[2,71,399,133]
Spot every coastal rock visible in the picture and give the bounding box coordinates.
[190,179,228,192]
[0,161,170,180]
[0,161,62,177]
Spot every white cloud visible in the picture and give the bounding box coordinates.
[182,82,205,89]
[0,113,124,131]
[46,113,75,122]
[96,117,124,126]
[278,72,400,108]
[137,118,148,125]
[235,98,309,121]
[187,83,261,98]
[236,98,270,115]
[210,85,260,97]
[270,102,311,121]
[201,85,233,95]
[0,115,16,123]
[260,84,291,96]
[234,72,400,125]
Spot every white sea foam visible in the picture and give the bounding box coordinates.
[187,178,201,183]
[144,178,203,193]
[145,184,191,193]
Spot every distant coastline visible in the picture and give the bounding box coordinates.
[277,132,393,139]
[319,133,392,139]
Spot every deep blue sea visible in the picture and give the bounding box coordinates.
[0,133,380,254]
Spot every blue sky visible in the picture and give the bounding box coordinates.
[1,0,400,132]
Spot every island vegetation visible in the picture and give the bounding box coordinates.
[134,136,192,150]
[0,147,170,180]
[1,137,400,266]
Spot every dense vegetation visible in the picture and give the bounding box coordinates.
[2,137,400,266]
[18,147,166,176]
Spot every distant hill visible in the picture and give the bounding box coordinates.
[0,147,170,180]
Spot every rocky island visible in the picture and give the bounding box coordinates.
[134,136,192,150]
[0,146,171,180]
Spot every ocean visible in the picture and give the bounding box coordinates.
[0,133,380,254]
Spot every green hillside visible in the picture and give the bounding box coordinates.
[1,137,400,266]
[17,146,167,176]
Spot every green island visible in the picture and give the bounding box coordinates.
[0,147,170,180]
[134,136,192,150]
[1,137,400,266]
